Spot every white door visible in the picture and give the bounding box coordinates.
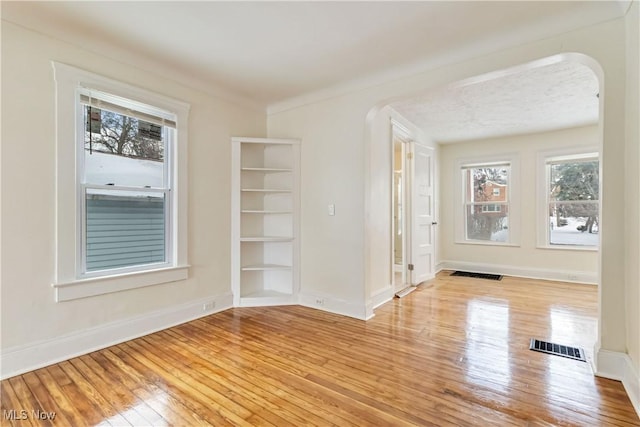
[410,142,435,285]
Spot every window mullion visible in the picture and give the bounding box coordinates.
[86,184,168,193]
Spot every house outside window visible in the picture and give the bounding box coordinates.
[546,153,599,247]
[463,164,510,243]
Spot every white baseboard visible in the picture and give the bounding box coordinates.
[0,292,233,380]
[299,291,370,320]
[595,349,640,419]
[370,286,394,309]
[364,286,395,318]
[439,260,597,284]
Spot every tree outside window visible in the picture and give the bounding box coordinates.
[548,158,599,246]
[85,107,164,163]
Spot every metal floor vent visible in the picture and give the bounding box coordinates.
[529,339,586,362]
[451,271,503,281]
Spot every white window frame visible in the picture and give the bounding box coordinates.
[536,147,600,251]
[51,62,190,301]
[79,88,174,277]
[481,204,501,213]
[455,154,520,246]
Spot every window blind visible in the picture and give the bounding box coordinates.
[79,94,177,129]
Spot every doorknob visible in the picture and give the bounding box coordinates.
[432,222,438,225]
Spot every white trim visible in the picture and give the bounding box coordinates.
[439,260,597,284]
[454,154,520,246]
[455,241,520,248]
[299,291,370,320]
[0,292,233,380]
[231,136,301,145]
[536,244,598,252]
[51,61,190,298]
[370,286,395,310]
[536,146,600,249]
[53,266,189,302]
[594,349,640,419]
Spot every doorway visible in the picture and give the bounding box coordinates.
[391,121,436,294]
[392,128,410,292]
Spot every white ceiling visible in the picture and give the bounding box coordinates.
[1,1,628,141]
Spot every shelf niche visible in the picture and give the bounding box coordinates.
[231,137,300,307]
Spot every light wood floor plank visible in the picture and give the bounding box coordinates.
[159,328,359,427]
[21,372,72,427]
[114,341,240,426]
[32,367,97,426]
[184,319,397,426]
[149,329,328,426]
[1,380,25,427]
[1,272,639,426]
[96,348,213,426]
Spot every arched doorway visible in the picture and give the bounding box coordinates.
[364,53,604,365]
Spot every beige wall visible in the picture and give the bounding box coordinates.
[625,0,640,375]
[1,22,265,351]
[439,126,599,280]
[268,95,369,312]
[268,16,633,370]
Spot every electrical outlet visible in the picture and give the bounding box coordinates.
[203,301,216,312]
[567,274,578,281]
[315,298,325,306]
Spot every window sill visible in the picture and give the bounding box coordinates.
[536,245,598,252]
[455,240,520,247]
[52,265,190,302]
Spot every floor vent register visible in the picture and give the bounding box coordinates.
[529,339,586,362]
[451,271,503,281]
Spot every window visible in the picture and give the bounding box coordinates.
[482,204,501,212]
[545,153,599,248]
[52,62,189,301]
[462,163,511,243]
[80,90,174,275]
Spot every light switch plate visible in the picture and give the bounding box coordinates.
[328,204,335,216]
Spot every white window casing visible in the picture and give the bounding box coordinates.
[536,147,600,251]
[455,154,520,246]
[51,62,190,301]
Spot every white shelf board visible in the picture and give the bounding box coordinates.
[240,236,294,242]
[241,167,293,173]
[241,188,292,193]
[239,289,294,307]
[241,264,292,271]
[241,210,293,214]
[240,289,293,298]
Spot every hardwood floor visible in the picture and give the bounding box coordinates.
[2,272,639,426]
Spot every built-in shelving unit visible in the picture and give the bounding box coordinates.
[231,137,300,307]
